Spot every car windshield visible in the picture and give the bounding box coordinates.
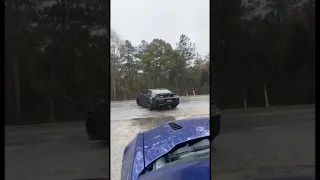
[152,89,172,95]
[140,137,210,176]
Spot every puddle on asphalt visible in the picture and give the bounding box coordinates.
[130,116,176,130]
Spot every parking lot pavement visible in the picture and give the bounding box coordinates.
[211,108,315,179]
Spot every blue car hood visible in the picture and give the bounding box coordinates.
[121,117,209,180]
[143,117,209,167]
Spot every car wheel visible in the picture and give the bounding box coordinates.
[136,98,141,106]
[147,102,153,111]
[86,119,102,140]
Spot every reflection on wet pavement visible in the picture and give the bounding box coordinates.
[130,116,176,130]
[110,97,209,180]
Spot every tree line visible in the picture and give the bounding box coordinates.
[5,0,314,125]
[6,0,110,125]
[211,0,314,109]
[111,31,210,101]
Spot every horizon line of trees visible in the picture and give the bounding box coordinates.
[111,32,210,101]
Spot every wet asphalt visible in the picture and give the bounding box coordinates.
[212,106,315,180]
[5,96,315,180]
[5,122,110,180]
[5,95,209,180]
[110,95,210,180]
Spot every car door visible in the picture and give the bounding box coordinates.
[144,90,152,104]
[140,90,149,105]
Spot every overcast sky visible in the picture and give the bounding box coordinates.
[111,0,209,56]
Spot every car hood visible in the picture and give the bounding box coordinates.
[138,159,209,180]
[143,117,209,167]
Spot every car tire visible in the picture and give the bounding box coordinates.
[147,102,153,111]
[171,104,178,108]
[136,98,141,106]
[85,119,102,140]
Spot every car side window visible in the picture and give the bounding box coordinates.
[147,90,152,95]
[142,90,148,94]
